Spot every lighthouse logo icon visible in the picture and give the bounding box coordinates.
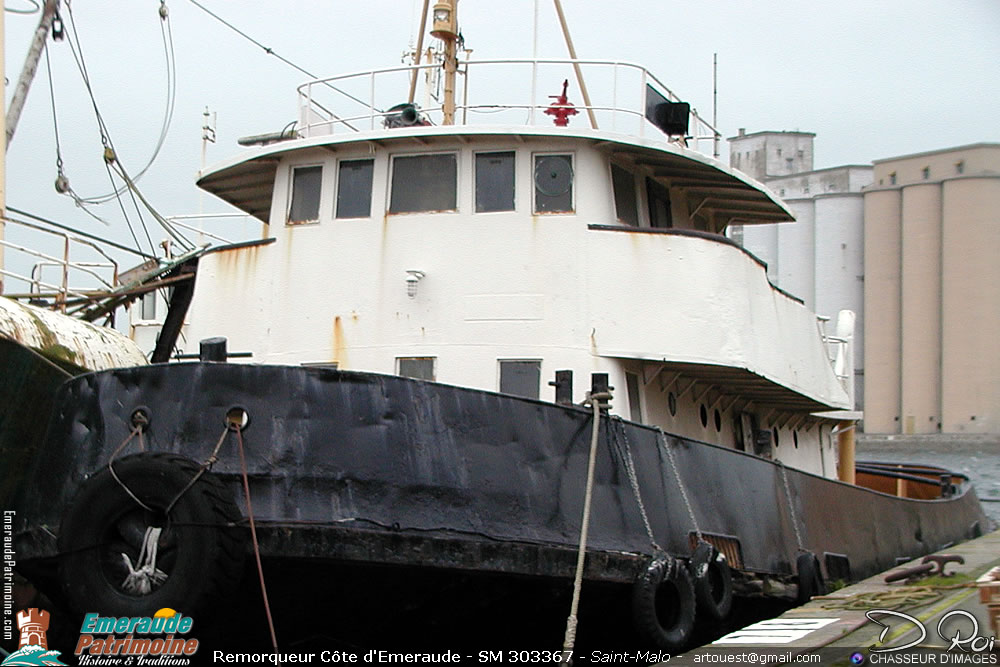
[1,609,65,666]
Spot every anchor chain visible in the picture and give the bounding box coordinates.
[657,428,703,544]
[611,418,661,553]
[778,460,806,553]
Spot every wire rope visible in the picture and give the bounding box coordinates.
[57,0,151,252]
[188,0,380,113]
[4,0,40,14]
[59,0,194,255]
[64,0,178,206]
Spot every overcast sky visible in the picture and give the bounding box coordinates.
[3,0,999,256]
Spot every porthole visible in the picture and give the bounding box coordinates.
[700,405,708,428]
[668,392,677,416]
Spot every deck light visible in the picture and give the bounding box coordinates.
[431,1,457,40]
[406,270,426,298]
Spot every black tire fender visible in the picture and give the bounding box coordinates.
[688,542,733,621]
[796,551,826,604]
[57,452,245,618]
[632,555,697,650]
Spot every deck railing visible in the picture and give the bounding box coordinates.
[0,216,119,311]
[296,58,721,157]
[0,213,258,316]
[817,312,857,404]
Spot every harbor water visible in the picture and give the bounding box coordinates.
[858,434,1000,524]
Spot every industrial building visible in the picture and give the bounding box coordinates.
[729,134,999,435]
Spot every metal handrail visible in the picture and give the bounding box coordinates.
[1,216,121,309]
[0,240,116,289]
[30,261,116,294]
[0,266,101,302]
[164,213,261,246]
[295,58,721,156]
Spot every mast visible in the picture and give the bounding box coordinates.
[552,0,597,130]
[408,0,431,106]
[7,0,60,148]
[1,0,61,293]
[431,0,458,125]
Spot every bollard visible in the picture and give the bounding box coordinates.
[199,337,228,362]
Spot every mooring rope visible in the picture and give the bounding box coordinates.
[164,427,230,515]
[561,391,611,664]
[108,423,156,513]
[234,424,279,651]
[817,587,943,611]
[121,526,167,594]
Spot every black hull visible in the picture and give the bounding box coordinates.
[13,363,989,588]
[0,339,77,508]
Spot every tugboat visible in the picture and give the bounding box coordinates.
[6,0,990,653]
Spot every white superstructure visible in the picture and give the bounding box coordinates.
[181,56,851,477]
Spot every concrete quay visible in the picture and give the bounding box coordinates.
[673,529,1000,665]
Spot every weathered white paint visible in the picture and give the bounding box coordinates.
[0,297,147,370]
[176,60,859,476]
[732,145,873,410]
[184,131,850,476]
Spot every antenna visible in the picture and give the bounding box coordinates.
[201,106,217,173]
[713,53,719,158]
[199,107,216,226]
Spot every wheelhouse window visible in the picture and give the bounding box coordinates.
[336,159,374,218]
[612,164,639,226]
[288,165,322,224]
[397,357,436,381]
[499,360,541,399]
[475,151,515,212]
[646,177,673,228]
[389,153,457,213]
[533,154,573,213]
[140,291,156,320]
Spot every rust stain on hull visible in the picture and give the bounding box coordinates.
[333,315,348,367]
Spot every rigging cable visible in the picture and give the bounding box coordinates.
[58,0,152,253]
[6,206,157,259]
[4,0,40,14]
[62,0,179,207]
[60,0,193,254]
[188,0,379,114]
[44,40,113,229]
